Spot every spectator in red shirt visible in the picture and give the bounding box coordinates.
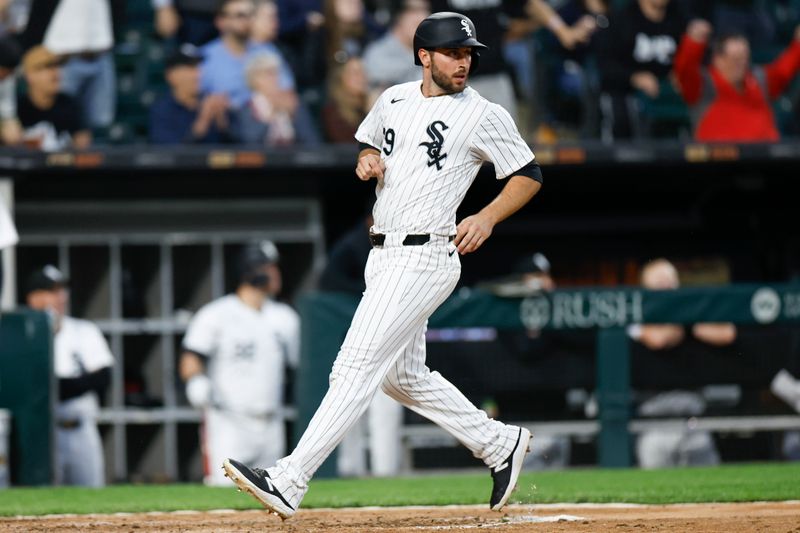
[673,20,800,142]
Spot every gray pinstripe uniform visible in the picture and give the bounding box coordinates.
[271,81,536,504]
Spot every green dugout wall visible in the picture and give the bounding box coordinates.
[0,309,54,485]
[297,284,800,476]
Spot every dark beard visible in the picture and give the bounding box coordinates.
[431,58,466,94]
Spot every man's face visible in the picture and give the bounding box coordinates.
[334,0,363,24]
[716,38,750,85]
[217,0,254,41]
[265,263,281,297]
[428,47,471,94]
[585,0,608,14]
[397,5,430,45]
[166,64,200,95]
[27,287,69,317]
[252,1,279,43]
[245,263,281,297]
[640,0,670,11]
[26,62,61,96]
[641,264,679,290]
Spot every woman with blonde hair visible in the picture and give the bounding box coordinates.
[234,51,320,146]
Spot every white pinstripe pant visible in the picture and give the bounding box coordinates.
[275,235,518,501]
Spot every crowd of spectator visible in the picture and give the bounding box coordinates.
[0,0,799,151]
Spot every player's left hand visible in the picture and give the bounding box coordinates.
[455,214,493,255]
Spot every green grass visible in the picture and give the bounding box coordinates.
[1,463,798,517]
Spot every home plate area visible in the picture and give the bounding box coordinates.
[3,501,799,532]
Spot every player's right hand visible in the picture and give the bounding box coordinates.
[356,153,385,181]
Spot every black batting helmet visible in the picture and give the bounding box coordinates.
[237,240,279,288]
[413,12,488,74]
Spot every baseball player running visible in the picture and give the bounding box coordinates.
[223,11,542,518]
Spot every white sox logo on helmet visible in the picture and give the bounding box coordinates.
[461,19,472,37]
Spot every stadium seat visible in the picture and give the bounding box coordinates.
[635,79,692,140]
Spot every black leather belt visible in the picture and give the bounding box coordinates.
[61,51,107,62]
[369,233,455,247]
[58,419,81,429]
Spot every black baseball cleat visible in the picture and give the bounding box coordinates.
[222,458,296,520]
[489,427,532,511]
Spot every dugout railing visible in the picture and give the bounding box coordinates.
[0,198,325,484]
[297,284,800,475]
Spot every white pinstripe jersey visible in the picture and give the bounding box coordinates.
[182,295,299,415]
[54,316,114,420]
[355,81,535,236]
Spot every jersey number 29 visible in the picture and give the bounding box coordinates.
[383,128,395,156]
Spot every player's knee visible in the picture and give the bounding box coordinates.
[380,379,399,398]
[330,347,383,385]
[389,367,432,391]
[329,359,371,387]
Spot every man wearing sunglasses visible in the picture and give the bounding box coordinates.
[200,0,296,110]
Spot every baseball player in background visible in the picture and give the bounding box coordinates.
[181,241,299,486]
[224,12,542,518]
[25,265,113,487]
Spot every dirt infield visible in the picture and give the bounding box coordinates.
[3,501,799,532]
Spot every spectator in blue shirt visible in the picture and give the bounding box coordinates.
[200,0,295,110]
[149,45,230,144]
